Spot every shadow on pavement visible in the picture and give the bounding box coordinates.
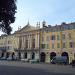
[0,65,74,75]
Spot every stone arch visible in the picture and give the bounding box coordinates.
[61,52,69,63]
[50,52,56,60]
[40,52,46,62]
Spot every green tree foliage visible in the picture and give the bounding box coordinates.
[0,0,17,35]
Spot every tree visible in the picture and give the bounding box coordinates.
[0,0,17,35]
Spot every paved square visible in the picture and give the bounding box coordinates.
[0,61,75,75]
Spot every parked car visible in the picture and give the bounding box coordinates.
[0,57,7,60]
[0,56,2,59]
[29,59,39,63]
[7,57,13,61]
[21,58,29,62]
[7,56,17,61]
[51,56,68,65]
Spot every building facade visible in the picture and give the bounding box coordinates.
[0,21,75,64]
[14,23,40,60]
[40,22,75,63]
[0,34,18,58]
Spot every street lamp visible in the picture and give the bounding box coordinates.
[4,36,7,58]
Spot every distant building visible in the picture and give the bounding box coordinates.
[0,34,18,58]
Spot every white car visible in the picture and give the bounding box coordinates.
[21,58,29,62]
[7,57,12,61]
[29,59,39,63]
[0,57,7,60]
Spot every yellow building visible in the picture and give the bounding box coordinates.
[40,22,75,64]
[0,34,18,58]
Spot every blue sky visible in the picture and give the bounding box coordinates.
[2,0,75,34]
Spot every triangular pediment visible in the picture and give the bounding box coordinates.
[20,25,36,32]
[15,25,37,34]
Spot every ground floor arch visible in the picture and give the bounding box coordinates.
[32,52,35,59]
[40,52,46,62]
[61,52,69,63]
[24,52,27,59]
[50,52,56,60]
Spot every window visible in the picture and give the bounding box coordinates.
[19,38,22,48]
[57,35,60,40]
[42,32,44,42]
[51,35,55,40]
[69,42,72,48]
[46,36,50,42]
[73,25,75,29]
[46,30,48,33]
[8,40,11,44]
[68,33,72,40]
[26,40,28,48]
[52,44,54,49]
[70,25,74,29]
[32,39,35,48]
[63,25,67,30]
[62,43,66,48]
[42,36,44,42]
[62,34,65,40]
[7,46,11,50]
[41,44,45,49]
[57,43,60,48]
[46,44,49,49]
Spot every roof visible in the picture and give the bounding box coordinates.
[14,24,40,34]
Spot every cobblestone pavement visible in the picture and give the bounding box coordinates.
[0,60,75,75]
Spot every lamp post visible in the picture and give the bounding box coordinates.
[18,36,22,60]
[4,36,7,58]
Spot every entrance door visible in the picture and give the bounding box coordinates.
[24,52,27,59]
[32,52,35,59]
[40,52,45,62]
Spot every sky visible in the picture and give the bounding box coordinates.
[1,0,75,34]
